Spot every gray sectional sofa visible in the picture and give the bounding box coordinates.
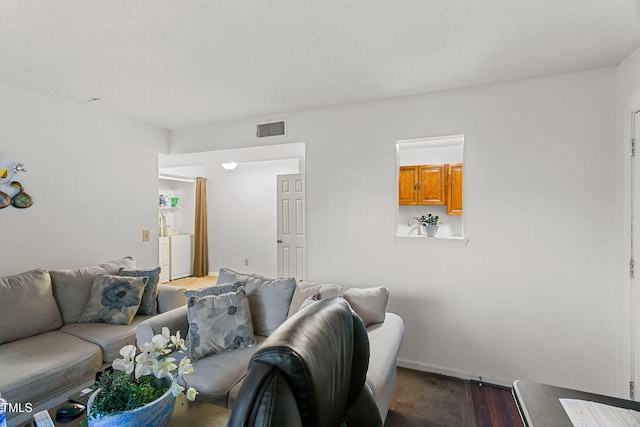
[0,257,186,423]
[136,268,405,422]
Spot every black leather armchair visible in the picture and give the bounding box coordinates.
[227,297,383,427]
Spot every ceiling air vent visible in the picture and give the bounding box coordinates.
[257,120,285,138]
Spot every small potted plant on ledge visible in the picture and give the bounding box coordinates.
[419,213,440,237]
[85,327,197,427]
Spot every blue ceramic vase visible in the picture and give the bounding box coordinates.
[86,386,176,427]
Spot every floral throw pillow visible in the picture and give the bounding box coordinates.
[186,286,256,361]
[78,275,147,325]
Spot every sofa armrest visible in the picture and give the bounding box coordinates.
[157,283,187,313]
[366,312,405,422]
[136,305,189,346]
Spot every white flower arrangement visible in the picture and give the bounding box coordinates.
[89,327,197,418]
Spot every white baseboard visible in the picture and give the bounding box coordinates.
[396,357,513,388]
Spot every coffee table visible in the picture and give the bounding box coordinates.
[513,380,640,426]
[15,399,229,427]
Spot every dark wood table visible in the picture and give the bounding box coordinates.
[16,399,228,427]
[513,380,640,426]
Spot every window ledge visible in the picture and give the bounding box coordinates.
[394,235,469,247]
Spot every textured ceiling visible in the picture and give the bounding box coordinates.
[0,1,639,130]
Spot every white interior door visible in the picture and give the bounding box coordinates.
[277,174,305,279]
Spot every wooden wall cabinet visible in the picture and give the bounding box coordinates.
[446,163,463,215]
[418,165,446,205]
[399,165,446,206]
[399,163,463,215]
[399,166,419,205]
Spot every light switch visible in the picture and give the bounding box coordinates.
[142,230,150,242]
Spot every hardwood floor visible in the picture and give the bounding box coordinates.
[471,381,524,427]
[166,275,217,290]
[386,368,524,426]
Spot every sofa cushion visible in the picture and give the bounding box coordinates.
[287,281,341,317]
[298,293,321,311]
[119,267,161,315]
[0,269,62,344]
[0,331,102,409]
[50,256,136,324]
[188,336,266,408]
[217,268,296,336]
[157,283,187,313]
[288,281,389,327]
[60,315,153,362]
[77,275,147,325]
[187,286,256,361]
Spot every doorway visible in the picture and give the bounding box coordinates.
[158,143,305,277]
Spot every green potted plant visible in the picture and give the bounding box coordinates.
[85,327,197,427]
[419,213,440,237]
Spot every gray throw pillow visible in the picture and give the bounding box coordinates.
[339,285,389,326]
[0,269,63,344]
[289,281,389,327]
[217,268,296,336]
[119,267,160,315]
[298,293,362,322]
[287,281,341,317]
[186,286,256,361]
[77,275,147,325]
[184,280,243,300]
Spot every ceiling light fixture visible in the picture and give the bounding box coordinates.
[222,162,238,170]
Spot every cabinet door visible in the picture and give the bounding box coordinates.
[170,235,193,280]
[399,166,418,205]
[418,165,446,205]
[447,163,463,215]
[159,237,170,283]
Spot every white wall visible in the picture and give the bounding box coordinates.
[399,145,463,166]
[170,68,622,396]
[205,159,299,276]
[617,45,640,398]
[0,84,168,275]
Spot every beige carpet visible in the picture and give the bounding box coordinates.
[385,368,474,427]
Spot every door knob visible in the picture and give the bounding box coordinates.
[277,239,282,243]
